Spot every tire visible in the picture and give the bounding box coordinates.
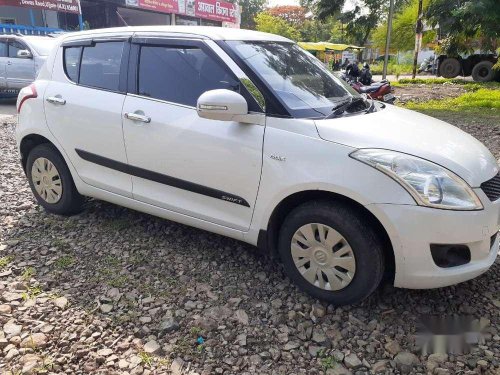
[278,200,385,305]
[471,61,494,82]
[26,143,84,215]
[439,57,461,78]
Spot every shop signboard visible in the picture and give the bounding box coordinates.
[194,0,238,23]
[126,0,238,24]
[0,0,81,13]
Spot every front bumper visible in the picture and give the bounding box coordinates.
[367,190,500,289]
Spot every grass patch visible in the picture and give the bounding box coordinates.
[21,267,36,281]
[139,351,154,367]
[55,255,75,269]
[0,255,14,269]
[404,89,500,111]
[370,62,414,76]
[22,285,43,301]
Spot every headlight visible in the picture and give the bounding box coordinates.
[350,149,483,210]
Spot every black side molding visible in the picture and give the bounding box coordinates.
[75,149,250,207]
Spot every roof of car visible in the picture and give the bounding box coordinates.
[59,26,293,43]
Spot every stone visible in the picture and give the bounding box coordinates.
[332,350,344,362]
[235,309,249,325]
[4,320,22,336]
[326,363,352,375]
[308,345,322,357]
[0,304,12,314]
[385,340,401,356]
[171,357,185,375]
[2,291,23,302]
[236,333,247,346]
[118,359,129,369]
[144,340,161,354]
[53,296,68,309]
[159,317,179,335]
[283,341,300,351]
[312,328,329,346]
[20,333,48,349]
[434,368,450,375]
[5,348,19,360]
[372,360,388,373]
[394,352,419,367]
[344,353,362,369]
[97,348,113,356]
[311,303,326,319]
[428,353,448,364]
[100,304,113,313]
[271,299,282,309]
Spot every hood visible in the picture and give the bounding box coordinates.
[314,105,499,187]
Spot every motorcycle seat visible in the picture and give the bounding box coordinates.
[359,85,381,93]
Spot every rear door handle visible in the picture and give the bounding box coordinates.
[46,96,66,105]
[124,112,151,123]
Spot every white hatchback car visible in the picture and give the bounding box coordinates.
[16,26,500,305]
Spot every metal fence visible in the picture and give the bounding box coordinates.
[0,24,63,36]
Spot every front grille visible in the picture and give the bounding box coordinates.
[480,172,500,202]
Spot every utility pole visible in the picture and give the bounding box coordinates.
[382,0,394,80]
[412,0,424,79]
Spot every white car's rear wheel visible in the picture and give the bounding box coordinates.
[27,144,84,215]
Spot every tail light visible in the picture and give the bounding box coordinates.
[17,84,38,113]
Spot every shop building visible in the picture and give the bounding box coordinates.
[0,0,240,35]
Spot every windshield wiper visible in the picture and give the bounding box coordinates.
[323,97,365,119]
[365,96,375,114]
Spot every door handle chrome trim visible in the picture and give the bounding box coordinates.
[124,112,151,123]
[46,96,66,105]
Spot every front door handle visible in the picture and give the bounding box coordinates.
[124,112,151,123]
[46,96,66,105]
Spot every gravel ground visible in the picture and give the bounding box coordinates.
[0,113,499,375]
[394,84,468,104]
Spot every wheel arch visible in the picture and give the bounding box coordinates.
[258,190,396,283]
[20,133,62,173]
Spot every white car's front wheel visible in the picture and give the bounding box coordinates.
[278,200,385,305]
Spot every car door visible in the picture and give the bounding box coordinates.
[44,36,133,197]
[121,37,265,231]
[6,40,36,89]
[0,40,7,89]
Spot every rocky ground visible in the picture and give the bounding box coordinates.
[0,113,499,375]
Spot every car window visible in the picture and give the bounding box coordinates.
[64,46,82,83]
[138,45,239,107]
[0,41,7,57]
[79,42,124,91]
[8,41,29,58]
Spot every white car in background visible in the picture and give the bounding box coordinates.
[15,26,500,305]
[0,34,57,96]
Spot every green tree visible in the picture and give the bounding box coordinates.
[299,17,344,42]
[425,0,500,55]
[238,0,267,29]
[254,12,301,41]
[372,0,436,51]
[314,0,387,47]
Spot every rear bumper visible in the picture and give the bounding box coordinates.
[367,192,500,289]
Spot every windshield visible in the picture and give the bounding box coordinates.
[24,37,57,56]
[226,41,361,118]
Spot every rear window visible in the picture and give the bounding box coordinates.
[64,46,81,83]
[63,41,125,92]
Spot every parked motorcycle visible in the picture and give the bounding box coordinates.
[339,72,395,104]
[418,56,436,74]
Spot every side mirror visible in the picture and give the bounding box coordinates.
[197,89,249,122]
[17,49,32,59]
